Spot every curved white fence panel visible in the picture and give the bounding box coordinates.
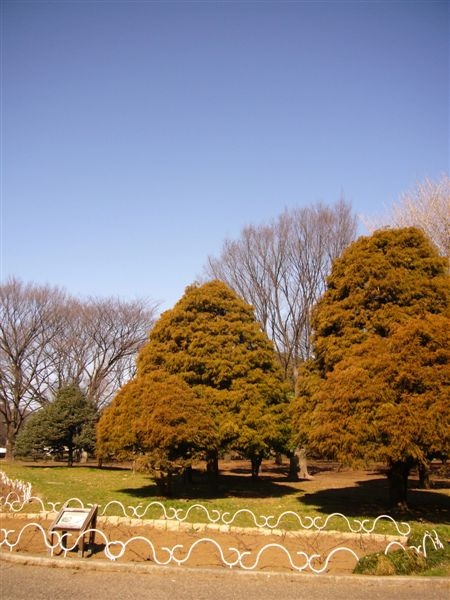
[0,471,443,573]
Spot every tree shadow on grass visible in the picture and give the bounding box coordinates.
[25,463,130,472]
[118,469,300,501]
[298,474,450,525]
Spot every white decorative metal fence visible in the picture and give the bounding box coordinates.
[0,471,444,573]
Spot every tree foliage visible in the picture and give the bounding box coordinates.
[312,227,449,373]
[14,385,97,466]
[97,370,215,493]
[136,280,290,477]
[294,228,450,507]
[206,200,357,388]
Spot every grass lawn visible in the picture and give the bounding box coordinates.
[1,462,151,510]
[1,459,326,528]
[1,458,449,575]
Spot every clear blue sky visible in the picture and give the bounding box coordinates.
[1,0,449,311]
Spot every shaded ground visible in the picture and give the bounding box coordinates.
[159,458,450,524]
[293,462,450,524]
[6,457,449,522]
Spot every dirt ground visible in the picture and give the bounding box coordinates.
[1,459,449,575]
[1,515,394,574]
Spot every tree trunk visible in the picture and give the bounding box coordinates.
[166,471,173,497]
[388,460,410,510]
[183,466,193,485]
[287,451,299,481]
[206,450,219,494]
[206,450,219,477]
[287,448,313,481]
[297,447,313,480]
[5,417,21,460]
[251,455,263,480]
[5,431,15,461]
[67,444,74,467]
[418,461,431,489]
[206,450,219,493]
[274,452,283,466]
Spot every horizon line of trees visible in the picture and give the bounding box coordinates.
[95,226,449,506]
[2,197,357,458]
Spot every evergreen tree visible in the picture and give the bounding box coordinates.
[294,228,450,508]
[136,280,290,478]
[15,385,97,466]
[97,370,215,494]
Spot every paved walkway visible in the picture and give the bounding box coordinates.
[1,554,449,600]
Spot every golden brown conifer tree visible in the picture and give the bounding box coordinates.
[294,228,450,509]
[98,281,289,485]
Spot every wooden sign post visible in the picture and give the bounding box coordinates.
[49,502,98,557]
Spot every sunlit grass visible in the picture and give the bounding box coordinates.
[1,460,448,540]
[1,461,320,529]
[1,462,152,510]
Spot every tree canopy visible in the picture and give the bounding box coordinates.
[294,227,450,508]
[14,385,97,466]
[312,227,449,373]
[135,280,290,477]
[97,370,215,493]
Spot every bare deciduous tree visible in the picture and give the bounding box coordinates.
[0,278,67,456]
[206,199,357,389]
[54,297,158,409]
[0,277,158,457]
[366,175,450,258]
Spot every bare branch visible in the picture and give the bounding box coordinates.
[0,277,159,455]
[206,200,357,388]
[364,174,450,258]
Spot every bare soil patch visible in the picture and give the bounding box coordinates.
[1,514,392,574]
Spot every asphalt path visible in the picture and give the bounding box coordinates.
[1,558,449,600]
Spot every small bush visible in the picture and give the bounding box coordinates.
[354,549,427,575]
[354,541,450,577]
[354,552,395,576]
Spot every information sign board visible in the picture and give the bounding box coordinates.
[49,503,98,557]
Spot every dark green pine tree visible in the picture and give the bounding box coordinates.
[15,385,97,466]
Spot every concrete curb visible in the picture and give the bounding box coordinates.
[1,550,449,588]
